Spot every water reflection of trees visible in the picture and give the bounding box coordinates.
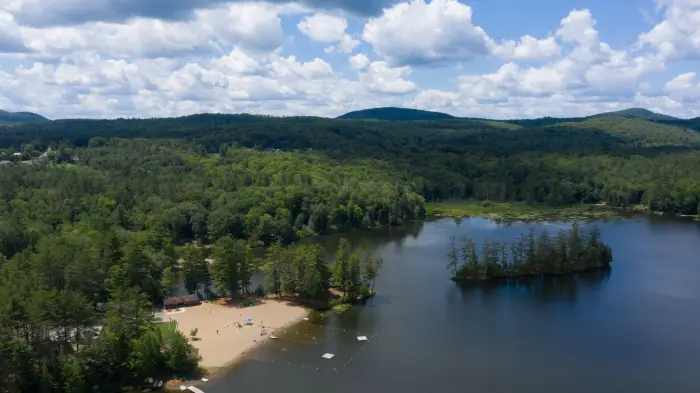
[304,221,425,261]
[457,266,612,304]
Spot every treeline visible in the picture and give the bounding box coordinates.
[263,238,382,304]
[0,229,382,392]
[179,236,383,305]
[0,139,425,259]
[1,139,408,392]
[2,114,700,215]
[0,199,202,392]
[447,223,613,281]
[0,266,200,393]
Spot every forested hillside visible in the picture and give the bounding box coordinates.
[589,108,680,121]
[501,108,698,130]
[0,109,48,124]
[2,114,700,215]
[553,117,700,147]
[337,107,455,120]
[0,138,423,392]
[3,110,700,392]
[0,140,424,258]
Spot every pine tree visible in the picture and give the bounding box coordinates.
[525,228,536,267]
[219,143,229,157]
[467,239,479,266]
[181,244,207,294]
[451,224,613,282]
[362,254,383,292]
[332,238,351,295]
[460,237,469,267]
[262,241,284,296]
[446,236,458,276]
[297,244,330,302]
[347,253,362,298]
[210,236,240,297]
[237,242,253,296]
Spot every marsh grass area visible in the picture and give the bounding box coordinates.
[426,200,621,221]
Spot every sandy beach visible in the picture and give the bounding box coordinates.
[161,298,308,370]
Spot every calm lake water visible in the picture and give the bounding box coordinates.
[207,216,700,393]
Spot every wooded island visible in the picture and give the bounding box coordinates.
[447,223,613,281]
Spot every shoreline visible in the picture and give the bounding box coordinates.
[425,200,700,222]
[451,264,613,283]
[425,200,622,221]
[160,297,309,389]
[202,307,309,377]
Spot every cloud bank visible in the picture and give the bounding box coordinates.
[0,0,698,119]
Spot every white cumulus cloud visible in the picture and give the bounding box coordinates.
[491,35,561,60]
[297,13,359,53]
[0,0,698,120]
[4,3,286,59]
[637,0,700,60]
[362,0,491,66]
[356,60,417,95]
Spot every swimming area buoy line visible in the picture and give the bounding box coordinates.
[242,320,377,373]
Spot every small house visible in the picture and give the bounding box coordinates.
[163,294,201,310]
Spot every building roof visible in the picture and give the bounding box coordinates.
[163,294,200,306]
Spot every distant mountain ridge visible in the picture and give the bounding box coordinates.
[2,107,698,131]
[337,107,455,121]
[337,106,689,122]
[0,109,48,124]
[333,106,700,134]
[589,108,680,121]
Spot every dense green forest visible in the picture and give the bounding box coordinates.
[2,108,700,392]
[335,106,695,128]
[2,113,700,214]
[0,136,418,392]
[182,236,382,306]
[447,224,613,281]
[0,139,424,258]
[262,238,382,303]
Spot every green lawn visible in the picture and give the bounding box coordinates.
[157,321,177,336]
[425,200,620,221]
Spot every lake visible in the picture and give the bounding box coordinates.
[207,216,700,393]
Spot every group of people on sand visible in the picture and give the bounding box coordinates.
[215,316,270,339]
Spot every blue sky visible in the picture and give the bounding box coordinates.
[0,0,699,119]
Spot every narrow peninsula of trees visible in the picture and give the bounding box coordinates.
[447,223,613,282]
[260,238,383,306]
[172,237,383,306]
